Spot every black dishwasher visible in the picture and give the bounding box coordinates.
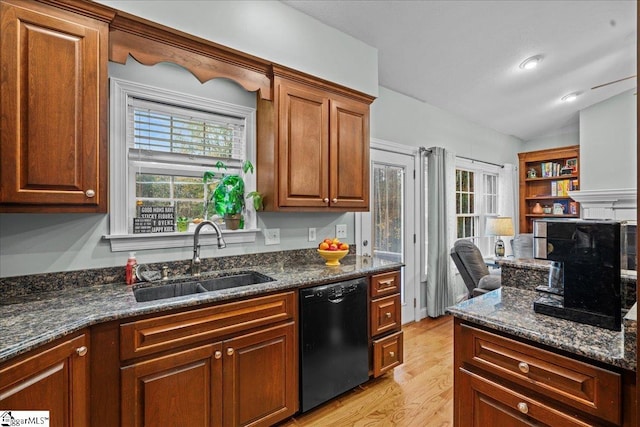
[299,277,369,412]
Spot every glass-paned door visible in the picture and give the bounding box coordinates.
[359,148,417,324]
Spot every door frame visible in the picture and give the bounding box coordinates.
[356,138,422,323]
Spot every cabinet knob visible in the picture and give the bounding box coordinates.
[227,348,234,356]
[76,346,88,357]
[389,351,395,358]
[518,362,530,374]
[517,402,529,414]
[323,198,329,203]
[332,198,338,203]
[214,351,222,359]
[85,189,95,198]
[385,312,392,319]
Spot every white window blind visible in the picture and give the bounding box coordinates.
[128,97,246,173]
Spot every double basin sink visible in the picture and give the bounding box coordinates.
[133,271,275,303]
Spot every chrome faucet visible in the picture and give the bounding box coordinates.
[192,220,226,277]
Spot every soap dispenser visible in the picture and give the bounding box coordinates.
[125,252,137,285]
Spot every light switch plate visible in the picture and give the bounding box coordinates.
[264,228,280,245]
[336,224,347,239]
[308,228,316,242]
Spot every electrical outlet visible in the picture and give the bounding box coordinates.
[264,228,280,245]
[308,227,316,242]
[336,224,347,239]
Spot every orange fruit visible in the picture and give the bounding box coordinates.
[339,243,349,250]
[319,242,330,250]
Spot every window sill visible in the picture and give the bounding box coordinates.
[104,229,259,252]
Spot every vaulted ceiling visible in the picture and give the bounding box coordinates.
[283,0,637,141]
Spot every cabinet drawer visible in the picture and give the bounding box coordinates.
[373,331,403,377]
[370,294,401,336]
[459,323,621,425]
[120,292,295,360]
[370,270,400,298]
[458,368,597,426]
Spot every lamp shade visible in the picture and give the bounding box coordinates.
[486,217,514,237]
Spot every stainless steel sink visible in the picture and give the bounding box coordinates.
[197,271,274,292]
[133,271,275,302]
[133,281,208,302]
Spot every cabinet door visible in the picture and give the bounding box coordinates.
[0,0,107,212]
[457,368,597,427]
[329,97,370,210]
[0,334,89,427]
[121,343,223,427]
[278,80,330,207]
[222,322,297,427]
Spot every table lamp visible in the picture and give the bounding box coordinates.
[486,217,514,258]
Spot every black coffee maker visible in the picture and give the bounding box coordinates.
[533,219,621,331]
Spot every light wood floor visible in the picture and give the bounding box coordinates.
[280,315,454,427]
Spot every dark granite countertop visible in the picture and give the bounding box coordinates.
[447,287,635,371]
[0,255,401,364]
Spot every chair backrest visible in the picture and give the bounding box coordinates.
[511,233,534,259]
[450,240,490,295]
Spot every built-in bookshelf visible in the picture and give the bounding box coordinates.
[517,145,580,233]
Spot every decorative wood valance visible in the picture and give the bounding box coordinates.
[109,12,273,100]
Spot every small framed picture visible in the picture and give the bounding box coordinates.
[565,158,578,173]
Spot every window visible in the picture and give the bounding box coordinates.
[455,158,500,256]
[107,78,257,251]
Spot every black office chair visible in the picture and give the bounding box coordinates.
[450,240,501,298]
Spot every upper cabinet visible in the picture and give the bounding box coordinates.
[0,0,113,213]
[258,67,374,211]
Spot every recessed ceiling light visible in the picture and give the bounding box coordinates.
[519,55,543,70]
[561,92,580,102]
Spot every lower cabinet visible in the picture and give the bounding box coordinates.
[454,318,631,426]
[0,332,89,426]
[120,292,297,427]
[369,270,404,377]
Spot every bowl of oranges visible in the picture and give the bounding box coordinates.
[317,238,349,266]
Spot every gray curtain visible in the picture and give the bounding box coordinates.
[425,147,456,317]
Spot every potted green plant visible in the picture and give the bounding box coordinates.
[203,160,263,230]
[176,216,189,232]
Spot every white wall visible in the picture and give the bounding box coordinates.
[371,87,523,162]
[96,0,378,97]
[522,131,580,153]
[580,89,637,191]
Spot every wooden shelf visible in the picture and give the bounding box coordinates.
[525,214,579,218]
[524,174,578,182]
[525,196,574,201]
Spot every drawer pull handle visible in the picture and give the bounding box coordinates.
[214,351,222,359]
[76,346,88,357]
[323,198,329,203]
[518,362,530,374]
[332,198,338,203]
[517,402,528,414]
[379,279,395,288]
[389,351,395,358]
[85,189,95,198]
[227,348,234,356]
[385,312,392,319]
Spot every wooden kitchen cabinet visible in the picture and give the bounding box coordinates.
[257,66,374,212]
[119,292,297,427]
[454,319,628,426]
[369,270,404,377]
[0,0,111,212]
[0,332,89,426]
